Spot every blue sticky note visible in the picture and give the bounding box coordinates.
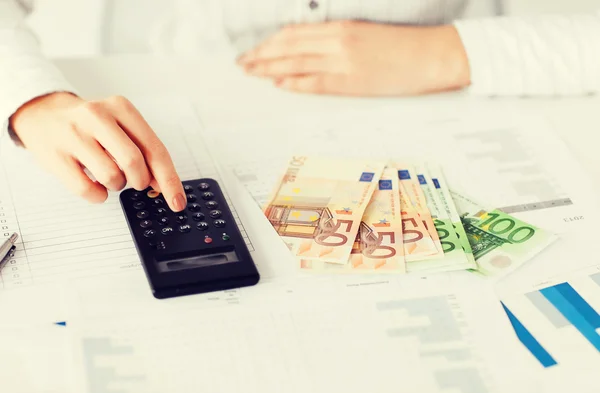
[418,175,426,185]
[432,179,441,189]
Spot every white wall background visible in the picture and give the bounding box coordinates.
[25,0,599,58]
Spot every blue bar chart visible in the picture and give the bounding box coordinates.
[502,270,600,368]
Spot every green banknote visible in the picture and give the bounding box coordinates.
[450,189,557,277]
[407,164,473,273]
[427,166,477,271]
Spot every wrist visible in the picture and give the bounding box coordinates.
[9,92,81,146]
[431,25,471,91]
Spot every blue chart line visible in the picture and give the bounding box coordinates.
[503,279,600,368]
[540,283,600,352]
[501,302,557,368]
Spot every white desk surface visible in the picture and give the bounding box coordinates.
[55,55,600,197]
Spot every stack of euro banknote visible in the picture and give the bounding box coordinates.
[263,157,556,277]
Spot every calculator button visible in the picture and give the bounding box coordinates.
[158,217,169,226]
[202,192,215,200]
[186,194,197,202]
[152,199,164,206]
[140,220,153,228]
[136,211,150,219]
[184,184,194,193]
[205,201,218,209]
[214,219,226,228]
[154,208,168,216]
[196,222,209,231]
[143,229,156,238]
[209,210,222,219]
[161,227,174,236]
[198,183,210,191]
[192,213,206,221]
[188,203,202,212]
[204,236,213,244]
[130,192,142,201]
[222,233,231,241]
[175,214,188,223]
[133,201,146,210]
[147,190,160,199]
[179,224,192,233]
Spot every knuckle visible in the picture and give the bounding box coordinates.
[335,20,353,32]
[132,173,151,191]
[104,168,124,185]
[253,63,267,75]
[121,149,144,171]
[81,101,107,118]
[107,95,134,111]
[74,180,97,199]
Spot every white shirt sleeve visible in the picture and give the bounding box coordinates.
[0,0,76,143]
[454,11,600,96]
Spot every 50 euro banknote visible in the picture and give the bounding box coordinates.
[263,156,386,264]
[398,179,437,261]
[300,167,405,273]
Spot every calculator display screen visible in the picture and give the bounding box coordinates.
[156,248,240,273]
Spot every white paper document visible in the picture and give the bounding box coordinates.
[0,96,293,324]
[1,96,599,393]
[67,274,533,393]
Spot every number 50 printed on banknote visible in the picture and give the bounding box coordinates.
[263,156,386,264]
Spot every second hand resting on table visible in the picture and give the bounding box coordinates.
[9,22,470,209]
[238,22,470,96]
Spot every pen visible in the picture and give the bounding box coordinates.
[0,233,18,273]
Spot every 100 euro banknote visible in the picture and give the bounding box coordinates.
[301,167,405,273]
[263,156,386,264]
[450,188,557,277]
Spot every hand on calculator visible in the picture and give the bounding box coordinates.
[9,92,187,212]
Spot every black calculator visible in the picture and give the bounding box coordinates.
[120,179,260,299]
